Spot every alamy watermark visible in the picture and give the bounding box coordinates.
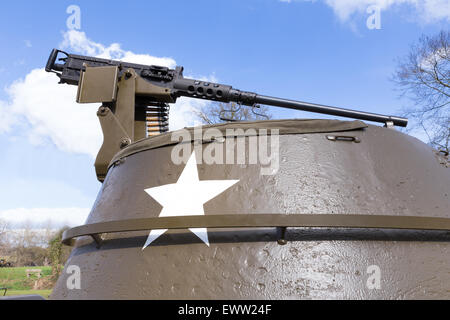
[66,5,81,30]
[366,264,381,290]
[366,5,381,30]
[66,264,81,290]
[170,127,280,175]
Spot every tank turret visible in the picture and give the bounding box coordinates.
[45,49,450,299]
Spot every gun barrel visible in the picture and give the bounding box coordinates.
[253,94,408,127]
[46,48,408,127]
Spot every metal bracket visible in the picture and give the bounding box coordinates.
[326,135,361,143]
[91,234,103,249]
[384,121,395,129]
[76,66,175,182]
[219,103,241,122]
[77,65,118,103]
[94,106,131,182]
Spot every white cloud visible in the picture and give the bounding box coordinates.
[4,69,102,157]
[0,30,211,158]
[60,30,177,67]
[281,0,450,23]
[0,207,90,228]
[0,100,15,133]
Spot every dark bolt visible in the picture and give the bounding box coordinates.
[97,107,108,116]
[276,227,287,245]
[125,70,132,79]
[113,158,126,167]
[120,138,131,149]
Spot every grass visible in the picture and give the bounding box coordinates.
[3,289,52,299]
[0,266,52,281]
[0,266,54,299]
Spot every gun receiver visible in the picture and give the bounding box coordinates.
[46,48,408,181]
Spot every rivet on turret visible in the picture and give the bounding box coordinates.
[276,227,288,245]
[97,106,109,116]
[120,138,131,149]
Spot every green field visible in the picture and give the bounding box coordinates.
[3,289,52,299]
[0,266,53,299]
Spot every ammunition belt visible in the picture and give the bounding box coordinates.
[146,102,169,136]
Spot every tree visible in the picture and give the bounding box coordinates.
[48,227,71,278]
[0,219,7,239]
[393,30,449,152]
[0,219,9,256]
[195,102,272,125]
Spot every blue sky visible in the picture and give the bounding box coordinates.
[0,0,448,228]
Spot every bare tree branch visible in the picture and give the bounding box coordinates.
[194,102,272,125]
[393,30,450,152]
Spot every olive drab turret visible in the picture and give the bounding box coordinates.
[45,49,450,299]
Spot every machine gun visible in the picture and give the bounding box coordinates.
[46,49,408,181]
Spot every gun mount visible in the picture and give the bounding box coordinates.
[46,49,408,181]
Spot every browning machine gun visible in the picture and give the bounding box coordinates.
[46,49,408,181]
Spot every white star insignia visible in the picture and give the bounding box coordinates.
[143,152,239,249]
